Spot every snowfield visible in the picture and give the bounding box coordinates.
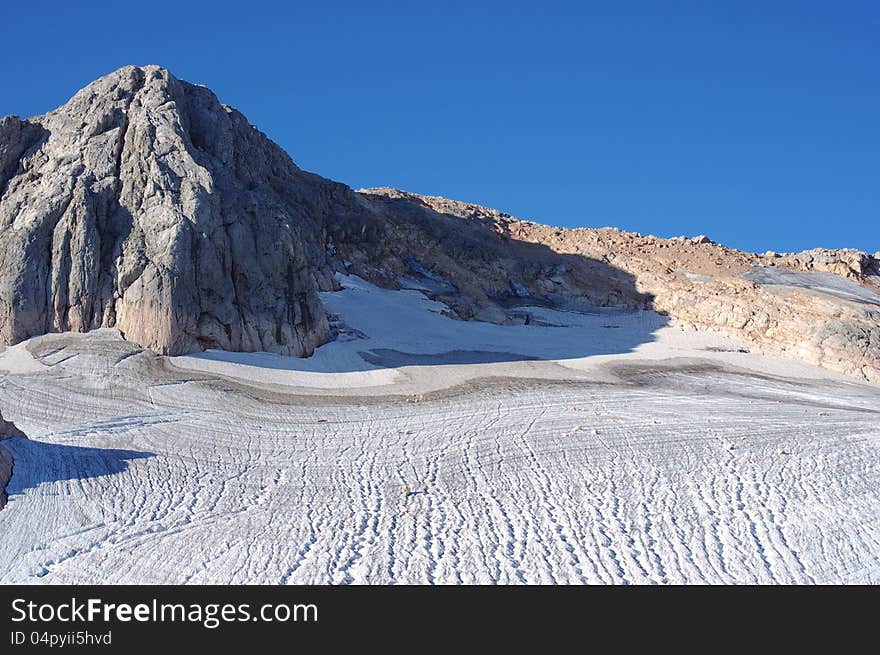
[0,276,878,584]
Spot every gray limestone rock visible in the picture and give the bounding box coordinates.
[0,65,364,356]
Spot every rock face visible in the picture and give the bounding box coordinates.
[0,65,366,356]
[0,409,24,440]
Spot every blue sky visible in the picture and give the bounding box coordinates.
[2,1,877,253]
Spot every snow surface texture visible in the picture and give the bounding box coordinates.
[0,276,878,584]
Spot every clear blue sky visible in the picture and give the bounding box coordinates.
[2,1,877,253]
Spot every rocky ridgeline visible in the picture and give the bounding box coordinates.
[347,189,880,382]
[1,67,878,381]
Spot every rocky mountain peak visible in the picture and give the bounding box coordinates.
[0,65,362,356]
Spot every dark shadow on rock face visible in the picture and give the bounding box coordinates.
[303,191,670,371]
[2,437,153,497]
[329,191,657,309]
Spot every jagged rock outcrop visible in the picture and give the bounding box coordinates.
[0,409,24,439]
[771,248,880,281]
[0,65,368,356]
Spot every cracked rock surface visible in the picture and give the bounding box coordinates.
[0,65,366,356]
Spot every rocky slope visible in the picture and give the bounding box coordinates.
[339,189,880,382]
[1,66,878,381]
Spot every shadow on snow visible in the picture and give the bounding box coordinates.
[1,437,153,497]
